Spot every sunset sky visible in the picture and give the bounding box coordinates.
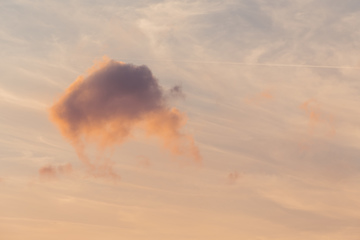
[1,0,360,239]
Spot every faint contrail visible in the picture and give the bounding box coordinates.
[120,58,360,70]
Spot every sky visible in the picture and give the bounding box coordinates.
[1,0,360,239]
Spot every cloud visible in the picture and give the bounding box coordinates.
[137,156,152,168]
[245,89,274,105]
[38,163,73,180]
[168,85,185,99]
[0,87,46,110]
[50,57,201,178]
[227,171,240,184]
[300,99,335,136]
[298,99,336,150]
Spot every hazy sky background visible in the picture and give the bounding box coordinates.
[1,0,360,239]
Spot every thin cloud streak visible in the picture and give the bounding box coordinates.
[0,88,46,110]
[119,58,360,70]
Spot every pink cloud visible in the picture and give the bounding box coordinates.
[49,57,201,178]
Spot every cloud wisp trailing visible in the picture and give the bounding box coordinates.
[49,57,201,178]
[38,163,73,180]
[245,89,274,105]
[298,99,336,150]
[300,99,335,136]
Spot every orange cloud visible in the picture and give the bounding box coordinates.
[298,99,336,150]
[38,163,73,180]
[300,99,335,136]
[49,57,201,178]
[245,89,274,105]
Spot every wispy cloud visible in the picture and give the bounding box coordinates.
[0,88,46,110]
[2,0,360,239]
[38,163,72,180]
